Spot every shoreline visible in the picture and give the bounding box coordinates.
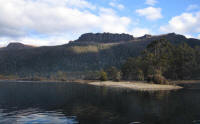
[1,79,200,91]
[86,81,183,91]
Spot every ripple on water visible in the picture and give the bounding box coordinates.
[0,109,78,124]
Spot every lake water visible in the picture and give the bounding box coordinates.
[0,81,200,124]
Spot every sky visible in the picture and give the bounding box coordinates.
[0,0,200,46]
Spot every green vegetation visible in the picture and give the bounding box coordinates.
[121,39,200,84]
[50,71,67,81]
[0,33,200,83]
[99,71,108,81]
[0,75,19,80]
[106,67,121,81]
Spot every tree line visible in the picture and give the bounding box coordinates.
[99,39,200,84]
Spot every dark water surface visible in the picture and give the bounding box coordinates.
[0,81,200,124]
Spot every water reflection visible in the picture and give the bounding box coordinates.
[16,112,78,124]
[0,81,200,124]
[0,108,78,124]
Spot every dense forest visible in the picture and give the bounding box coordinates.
[120,39,200,83]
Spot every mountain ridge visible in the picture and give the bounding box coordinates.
[1,33,199,48]
[0,32,199,78]
[1,42,36,50]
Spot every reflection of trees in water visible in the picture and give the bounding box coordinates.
[0,82,200,124]
[134,90,200,124]
[71,104,118,124]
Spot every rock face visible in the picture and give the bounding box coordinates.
[75,33,134,43]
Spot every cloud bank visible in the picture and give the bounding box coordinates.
[160,12,200,36]
[0,0,133,46]
[136,7,162,21]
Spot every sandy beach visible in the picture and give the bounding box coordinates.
[87,81,183,91]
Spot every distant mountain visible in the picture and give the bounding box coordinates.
[0,33,199,78]
[1,42,35,50]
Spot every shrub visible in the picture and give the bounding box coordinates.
[106,66,121,81]
[153,74,168,84]
[114,72,121,82]
[99,71,108,81]
[137,69,144,81]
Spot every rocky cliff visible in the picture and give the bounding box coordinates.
[75,33,134,43]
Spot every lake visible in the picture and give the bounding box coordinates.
[0,81,200,124]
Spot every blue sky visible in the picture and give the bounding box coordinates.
[0,0,199,46]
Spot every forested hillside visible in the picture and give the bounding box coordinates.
[121,39,200,82]
[0,32,199,79]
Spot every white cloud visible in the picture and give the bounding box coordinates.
[99,7,115,15]
[109,2,124,10]
[136,7,162,21]
[37,0,96,10]
[0,36,70,47]
[0,31,78,47]
[160,12,200,35]
[198,34,200,39]
[98,8,131,33]
[0,0,98,36]
[66,0,96,10]
[145,0,157,6]
[0,0,132,46]
[185,34,193,38]
[131,27,150,37]
[187,4,199,11]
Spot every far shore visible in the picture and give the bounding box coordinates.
[1,79,200,91]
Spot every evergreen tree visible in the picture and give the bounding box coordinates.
[121,39,200,82]
[170,43,196,79]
